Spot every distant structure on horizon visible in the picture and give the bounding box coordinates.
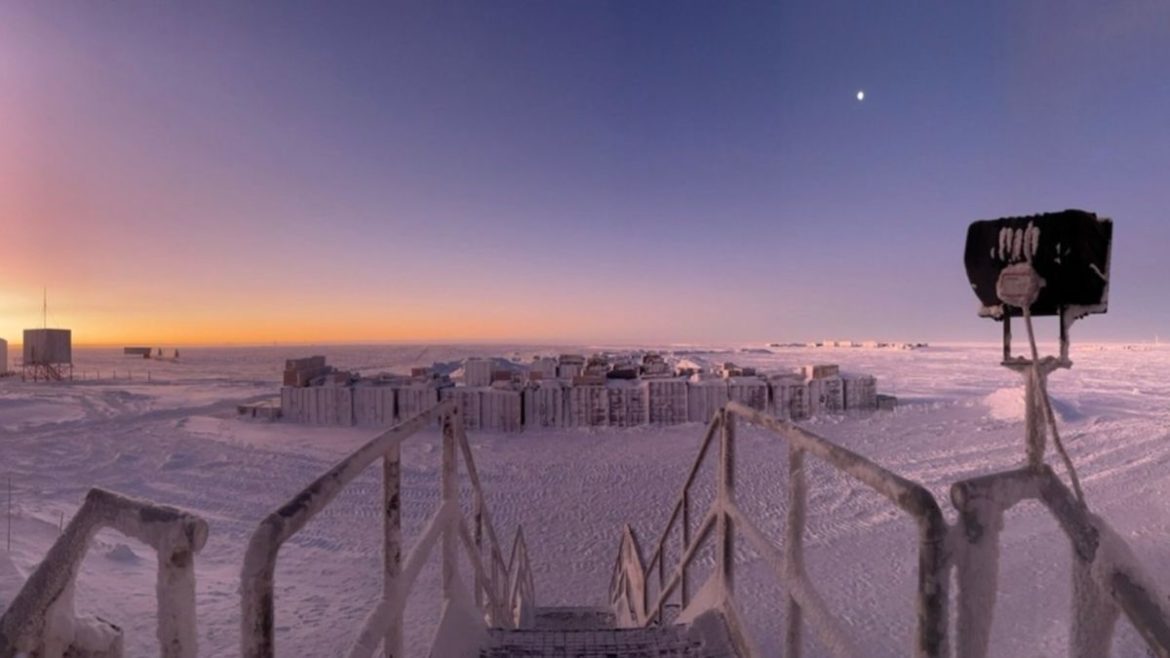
[275,352,891,431]
[22,328,73,382]
[0,337,8,376]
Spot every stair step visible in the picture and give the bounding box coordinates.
[480,627,703,658]
[480,610,738,658]
[533,607,616,631]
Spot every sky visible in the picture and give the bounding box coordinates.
[2,1,1168,346]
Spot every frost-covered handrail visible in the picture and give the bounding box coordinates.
[950,465,1170,658]
[506,526,536,627]
[609,524,647,626]
[610,402,949,658]
[0,488,209,658]
[724,401,950,658]
[241,398,535,658]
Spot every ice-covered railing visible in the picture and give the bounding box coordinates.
[611,400,1170,658]
[609,401,950,658]
[951,465,1170,658]
[239,398,535,658]
[0,488,209,658]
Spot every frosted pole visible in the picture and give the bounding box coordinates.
[383,444,403,658]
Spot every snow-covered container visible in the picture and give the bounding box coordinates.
[647,378,688,425]
[770,375,810,421]
[396,381,440,420]
[442,387,484,431]
[800,364,839,380]
[281,386,354,426]
[530,357,558,380]
[481,388,523,432]
[22,328,71,365]
[807,375,844,416]
[557,354,585,380]
[464,358,493,387]
[607,380,649,427]
[567,381,608,427]
[687,378,729,423]
[524,381,567,428]
[727,377,768,412]
[842,374,878,411]
[353,386,397,427]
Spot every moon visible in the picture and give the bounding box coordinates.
[856,90,865,101]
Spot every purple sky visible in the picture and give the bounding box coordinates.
[3,1,1168,345]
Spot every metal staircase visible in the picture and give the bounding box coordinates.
[4,401,1169,657]
[479,607,737,657]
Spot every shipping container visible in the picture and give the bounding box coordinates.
[687,378,729,424]
[524,381,567,429]
[442,387,484,431]
[464,358,493,387]
[22,329,71,365]
[396,382,439,420]
[842,374,878,411]
[647,378,688,425]
[530,357,558,380]
[727,377,768,412]
[567,382,608,427]
[769,375,810,421]
[353,386,397,427]
[800,364,840,380]
[606,380,649,427]
[807,376,845,416]
[481,388,523,432]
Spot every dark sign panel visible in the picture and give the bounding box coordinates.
[964,210,1112,319]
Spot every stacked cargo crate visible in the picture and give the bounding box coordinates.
[524,380,566,428]
[727,377,768,412]
[842,374,878,411]
[687,376,729,423]
[568,378,608,427]
[769,374,810,421]
[803,364,844,416]
[481,388,523,432]
[606,380,649,427]
[353,385,396,427]
[647,378,688,425]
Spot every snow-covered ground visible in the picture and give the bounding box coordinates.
[1,343,1168,656]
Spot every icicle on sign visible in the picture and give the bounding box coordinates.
[964,210,1112,319]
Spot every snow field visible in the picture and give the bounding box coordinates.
[0,343,1167,656]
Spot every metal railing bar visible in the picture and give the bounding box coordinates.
[455,423,511,588]
[457,517,507,626]
[610,526,647,625]
[0,488,208,658]
[725,501,857,658]
[725,401,950,658]
[720,592,765,658]
[1112,571,1170,657]
[347,501,454,658]
[786,444,806,658]
[645,414,723,576]
[648,506,718,625]
[724,402,940,520]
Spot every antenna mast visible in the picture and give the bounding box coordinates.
[43,288,47,329]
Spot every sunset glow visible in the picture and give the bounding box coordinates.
[3,3,1168,346]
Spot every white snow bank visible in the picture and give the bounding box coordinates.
[982,386,1083,423]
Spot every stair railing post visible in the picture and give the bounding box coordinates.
[786,444,807,658]
[441,406,458,600]
[474,497,484,611]
[717,409,736,597]
[382,443,403,658]
[681,488,691,610]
